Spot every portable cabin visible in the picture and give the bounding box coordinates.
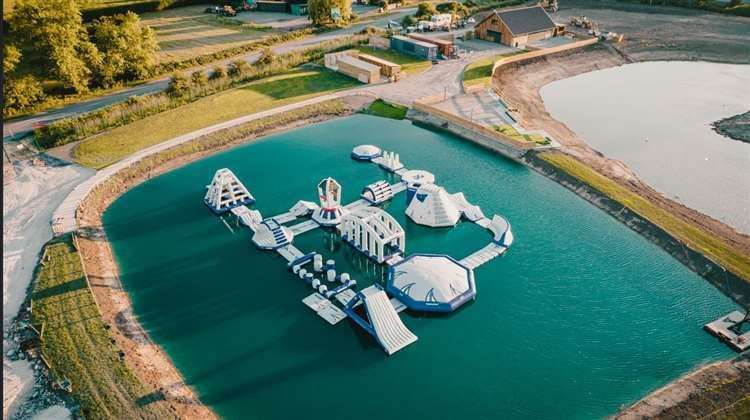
[390,35,437,60]
[406,33,454,57]
[474,5,557,47]
[336,55,381,84]
[256,0,289,12]
[357,53,401,77]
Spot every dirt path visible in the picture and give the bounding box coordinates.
[2,149,93,419]
[492,43,750,258]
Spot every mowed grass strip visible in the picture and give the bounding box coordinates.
[364,99,408,120]
[357,46,432,75]
[493,124,549,145]
[462,50,526,88]
[540,152,750,281]
[73,68,360,169]
[32,235,171,419]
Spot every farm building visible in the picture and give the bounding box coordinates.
[474,5,557,47]
[406,33,455,57]
[358,53,401,77]
[390,35,437,60]
[325,53,380,83]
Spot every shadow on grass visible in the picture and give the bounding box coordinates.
[242,71,357,100]
[33,277,88,300]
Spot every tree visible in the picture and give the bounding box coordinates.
[4,75,45,112]
[208,66,226,80]
[728,0,742,6]
[90,12,158,87]
[10,0,100,92]
[227,60,250,78]
[402,14,418,27]
[415,1,437,18]
[258,47,275,65]
[190,70,207,86]
[3,44,21,79]
[308,0,352,26]
[166,73,190,97]
[437,1,469,18]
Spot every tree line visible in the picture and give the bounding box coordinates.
[3,0,158,115]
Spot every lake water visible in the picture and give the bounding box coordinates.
[104,115,738,419]
[540,61,750,234]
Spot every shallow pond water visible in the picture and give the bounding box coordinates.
[105,115,738,419]
[540,61,750,234]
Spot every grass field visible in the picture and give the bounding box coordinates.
[31,234,171,419]
[493,124,549,145]
[141,6,276,63]
[462,50,525,88]
[363,99,408,119]
[73,68,359,168]
[540,152,750,281]
[357,46,432,75]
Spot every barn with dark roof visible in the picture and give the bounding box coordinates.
[474,5,559,47]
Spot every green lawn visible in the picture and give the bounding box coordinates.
[73,68,359,169]
[462,50,526,88]
[540,152,750,282]
[31,235,172,419]
[493,124,549,145]
[364,99,408,119]
[357,46,432,75]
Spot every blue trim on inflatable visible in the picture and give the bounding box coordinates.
[386,253,476,313]
[287,252,317,269]
[351,151,383,161]
[203,196,255,215]
[343,293,375,336]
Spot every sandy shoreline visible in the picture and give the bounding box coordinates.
[70,98,366,418]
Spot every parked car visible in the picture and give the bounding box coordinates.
[467,17,476,24]
[204,6,222,13]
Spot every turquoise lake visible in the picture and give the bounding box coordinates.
[104,115,738,419]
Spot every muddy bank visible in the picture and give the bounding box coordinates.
[615,355,750,419]
[72,97,368,419]
[713,111,750,144]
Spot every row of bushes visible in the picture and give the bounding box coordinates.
[34,36,366,149]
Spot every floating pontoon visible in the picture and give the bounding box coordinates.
[704,311,750,352]
[351,144,383,161]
